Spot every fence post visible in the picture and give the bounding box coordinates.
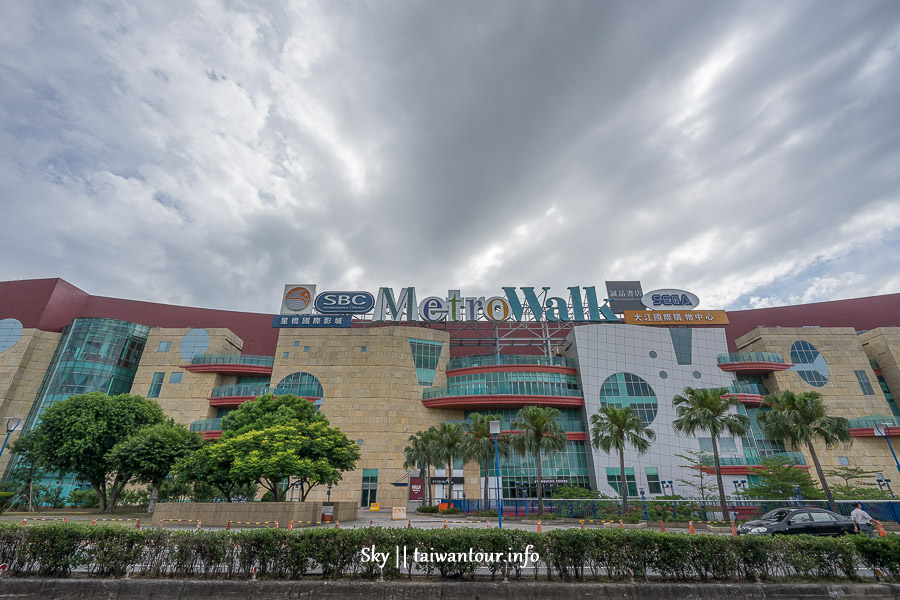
[593,501,597,520]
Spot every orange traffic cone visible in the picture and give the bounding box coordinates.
[225,521,231,531]
[21,519,26,527]
[135,519,140,530]
[689,521,696,535]
[63,517,67,524]
[878,522,887,537]
[659,520,666,533]
[274,521,279,529]
[619,519,624,529]
[369,520,373,528]
[443,520,448,529]
[580,520,585,530]
[407,520,411,529]
[731,521,738,537]
[196,520,202,532]
[288,520,293,530]
[334,521,339,529]
[537,520,543,532]
[91,518,97,526]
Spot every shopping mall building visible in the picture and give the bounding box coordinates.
[0,278,898,507]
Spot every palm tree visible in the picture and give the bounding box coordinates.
[461,413,511,509]
[435,422,468,501]
[757,389,851,511]
[590,405,655,516]
[403,428,440,505]
[672,387,749,520]
[511,405,567,517]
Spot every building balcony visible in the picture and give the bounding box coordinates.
[717,352,793,375]
[447,354,577,377]
[189,418,222,440]
[722,382,769,406]
[183,353,274,376]
[698,452,808,475]
[422,393,585,410]
[208,383,322,409]
[848,415,900,437]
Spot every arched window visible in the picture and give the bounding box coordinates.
[180,329,210,361]
[275,372,324,398]
[0,318,23,353]
[597,372,658,426]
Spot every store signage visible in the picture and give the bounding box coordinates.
[314,291,375,314]
[280,284,316,315]
[606,281,644,313]
[273,315,353,328]
[623,310,729,326]
[641,289,700,309]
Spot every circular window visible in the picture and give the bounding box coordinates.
[276,372,324,398]
[649,351,658,359]
[598,372,658,426]
[357,439,364,446]
[180,328,210,361]
[0,318,23,353]
[692,371,702,379]
[659,371,668,379]
[790,341,829,387]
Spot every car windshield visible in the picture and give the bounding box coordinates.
[760,509,793,522]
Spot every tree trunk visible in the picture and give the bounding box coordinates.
[808,439,836,511]
[96,481,107,513]
[619,446,628,516]
[483,458,490,509]
[711,437,730,521]
[447,461,454,501]
[536,446,544,517]
[147,482,160,514]
[425,460,432,505]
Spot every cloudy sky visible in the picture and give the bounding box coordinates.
[1,1,898,314]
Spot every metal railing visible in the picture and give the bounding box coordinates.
[210,384,322,398]
[189,418,222,432]
[848,415,900,429]
[445,498,900,524]
[447,355,576,370]
[190,353,274,367]
[727,382,769,396]
[423,383,583,399]
[699,452,806,467]
[717,352,786,365]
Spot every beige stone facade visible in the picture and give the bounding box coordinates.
[859,327,900,406]
[0,328,61,474]
[735,326,899,479]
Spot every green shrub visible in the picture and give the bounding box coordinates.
[416,505,439,513]
[439,507,460,515]
[67,488,99,508]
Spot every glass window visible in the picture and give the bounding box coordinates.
[361,468,378,507]
[854,370,875,395]
[409,339,443,386]
[294,341,301,347]
[811,511,837,522]
[0,318,23,353]
[790,341,829,387]
[157,341,172,353]
[606,467,638,497]
[180,329,210,361]
[838,456,850,466]
[304,346,310,352]
[148,372,165,398]
[645,467,662,494]
[361,346,367,353]
[699,437,737,453]
[598,372,658,426]
[275,372,323,398]
[169,372,183,384]
[283,352,290,359]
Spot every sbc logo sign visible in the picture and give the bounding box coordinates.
[641,289,700,310]
[315,291,375,314]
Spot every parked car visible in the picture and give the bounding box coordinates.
[737,507,856,536]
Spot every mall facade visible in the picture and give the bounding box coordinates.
[0,278,898,507]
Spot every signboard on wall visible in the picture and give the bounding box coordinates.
[623,310,729,326]
[605,281,644,314]
[409,477,423,501]
[280,285,316,315]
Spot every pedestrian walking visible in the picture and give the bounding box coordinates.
[850,502,876,538]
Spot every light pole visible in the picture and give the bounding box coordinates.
[877,477,894,498]
[490,420,502,529]
[0,418,21,463]
[875,423,900,475]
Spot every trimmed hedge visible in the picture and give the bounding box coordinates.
[0,523,896,581]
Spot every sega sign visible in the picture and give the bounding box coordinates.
[641,289,700,309]
[314,291,375,315]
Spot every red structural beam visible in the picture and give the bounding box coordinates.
[183,363,273,376]
[722,393,765,407]
[447,365,577,377]
[422,395,584,409]
[717,362,794,375]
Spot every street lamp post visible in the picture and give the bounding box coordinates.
[875,424,900,475]
[490,420,502,529]
[0,418,21,463]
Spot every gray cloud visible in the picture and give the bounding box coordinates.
[1,0,898,313]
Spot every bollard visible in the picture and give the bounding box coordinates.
[689,521,696,535]
[731,521,738,537]
[537,520,543,533]
[660,520,666,533]
[135,518,141,530]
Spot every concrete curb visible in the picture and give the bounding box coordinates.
[1,580,898,600]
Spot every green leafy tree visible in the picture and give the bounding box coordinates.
[510,405,567,517]
[403,428,441,505]
[461,414,511,508]
[434,422,468,500]
[590,405,655,515]
[107,421,203,514]
[213,422,360,501]
[674,450,716,500]
[173,440,256,502]
[758,390,852,511]
[221,393,326,438]
[823,465,893,500]
[29,392,165,512]
[825,465,882,487]
[5,431,47,512]
[672,387,749,519]
[737,455,824,500]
